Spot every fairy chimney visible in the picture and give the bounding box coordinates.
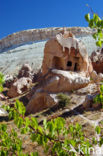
[42,32,93,75]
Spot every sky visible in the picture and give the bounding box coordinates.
[0,0,103,39]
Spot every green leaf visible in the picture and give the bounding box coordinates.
[30,152,38,156]
[95,126,101,134]
[93,33,97,40]
[43,119,47,130]
[99,137,103,146]
[93,14,100,24]
[30,117,38,130]
[96,40,102,47]
[30,133,37,142]
[85,13,90,22]
[70,139,76,147]
[100,85,103,93]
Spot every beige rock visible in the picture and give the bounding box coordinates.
[43,69,90,92]
[90,70,103,83]
[90,48,103,73]
[90,70,98,81]
[42,32,92,75]
[26,69,90,114]
[26,31,92,114]
[26,91,57,114]
[98,73,103,80]
[7,77,32,98]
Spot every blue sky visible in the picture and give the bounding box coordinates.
[0,0,103,39]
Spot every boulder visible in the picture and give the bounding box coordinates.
[7,77,32,98]
[90,48,103,73]
[90,70,103,83]
[18,64,32,79]
[43,69,90,92]
[26,91,57,114]
[83,93,101,109]
[26,69,90,114]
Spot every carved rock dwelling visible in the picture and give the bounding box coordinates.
[26,31,93,114]
[42,32,92,75]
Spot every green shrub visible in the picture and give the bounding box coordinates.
[57,93,70,108]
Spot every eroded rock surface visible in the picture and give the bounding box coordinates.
[18,64,32,79]
[0,27,95,52]
[26,32,93,114]
[42,32,93,75]
[7,77,32,98]
[90,48,103,73]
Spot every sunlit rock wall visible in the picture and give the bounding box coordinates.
[0,27,96,52]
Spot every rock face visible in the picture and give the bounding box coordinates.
[7,77,32,98]
[26,92,57,114]
[26,69,90,114]
[26,31,93,114]
[0,27,95,52]
[42,32,93,75]
[90,48,103,73]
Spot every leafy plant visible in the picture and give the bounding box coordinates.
[85,12,103,47]
[0,72,5,92]
[57,93,70,108]
[2,100,96,156]
[94,85,103,106]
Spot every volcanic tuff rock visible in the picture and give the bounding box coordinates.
[18,64,32,79]
[42,32,93,75]
[7,77,32,98]
[90,48,103,73]
[26,32,93,114]
[0,27,98,75]
[0,27,95,52]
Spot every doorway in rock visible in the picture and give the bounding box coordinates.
[52,56,64,70]
[74,63,78,71]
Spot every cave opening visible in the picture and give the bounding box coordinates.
[67,61,72,67]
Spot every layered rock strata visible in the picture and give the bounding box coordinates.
[0,27,95,52]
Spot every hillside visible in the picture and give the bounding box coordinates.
[0,27,98,75]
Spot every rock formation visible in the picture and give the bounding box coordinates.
[0,27,95,52]
[42,32,93,75]
[26,31,93,114]
[7,77,32,98]
[7,64,33,98]
[18,64,32,79]
[90,48,103,73]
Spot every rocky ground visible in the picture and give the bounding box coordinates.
[0,61,103,155]
[0,80,103,155]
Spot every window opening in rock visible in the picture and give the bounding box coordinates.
[67,61,72,67]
